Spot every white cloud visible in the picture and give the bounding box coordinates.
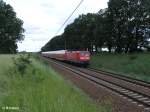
[5,0,108,52]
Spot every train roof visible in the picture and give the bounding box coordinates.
[42,50,67,54]
[42,50,90,54]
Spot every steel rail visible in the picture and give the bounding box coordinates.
[87,68,150,89]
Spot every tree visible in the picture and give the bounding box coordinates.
[107,0,150,53]
[95,9,115,53]
[0,0,24,53]
[41,35,65,51]
[63,13,98,51]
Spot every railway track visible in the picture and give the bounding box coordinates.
[43,57,150,111]
[88,68,150,89]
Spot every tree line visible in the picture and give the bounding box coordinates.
[0,0,24,54]
[42,0,150,53]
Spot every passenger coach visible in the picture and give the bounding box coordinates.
[42,50,90,66]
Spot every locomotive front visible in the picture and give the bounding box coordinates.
[78,51,90,65]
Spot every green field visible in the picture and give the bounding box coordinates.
[90,53,150,82]
[0,55,110,112]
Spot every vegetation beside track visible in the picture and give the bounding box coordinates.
[90,53,150,82]
[0,54,111,112]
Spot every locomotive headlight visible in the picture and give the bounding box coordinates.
[80,57,85,60]
[80,56,90,60]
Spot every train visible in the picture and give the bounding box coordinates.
[41,50,90,66]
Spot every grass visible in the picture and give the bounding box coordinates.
[90,53,150,82]
[0,54,111,112]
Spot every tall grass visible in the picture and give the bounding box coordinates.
[0,55,111,112]
[90,53,150,82]
[0,55,15,105]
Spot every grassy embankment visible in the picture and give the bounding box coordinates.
[0,55,111,112]
[90,53,150,82]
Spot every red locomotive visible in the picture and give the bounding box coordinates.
[42,50,90,66]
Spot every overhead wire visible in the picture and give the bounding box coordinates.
[54,0,84,36]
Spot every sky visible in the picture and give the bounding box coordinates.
[5,0,109,52]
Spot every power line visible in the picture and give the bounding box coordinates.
[54,0,84,36]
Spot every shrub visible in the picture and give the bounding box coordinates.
[12,54,32,76]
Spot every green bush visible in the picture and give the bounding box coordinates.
[12,54,32,76]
